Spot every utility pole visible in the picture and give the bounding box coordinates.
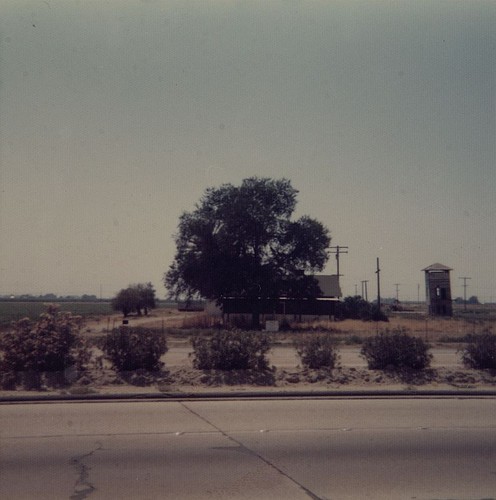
[354,284,358,296]
[376,258,381,312]
[361,280,369,301]
[394,283,400,302]
[459,277,471,310]
[330,245,348,278]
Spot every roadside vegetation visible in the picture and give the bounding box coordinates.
[2,304,496,392]
[0,305,91,389]
[360,329,432,371]
[191,330,272,371]
[296,334,339,369]
[461,332,496,370]
[102,326,168,372]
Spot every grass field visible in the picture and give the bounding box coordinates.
[0,301,113,327]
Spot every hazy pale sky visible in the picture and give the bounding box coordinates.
[1,0,495,302]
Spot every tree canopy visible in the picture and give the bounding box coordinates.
[164,177,330,327]
[112,283,156,317]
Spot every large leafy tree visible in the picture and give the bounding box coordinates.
[112,282,156,317]
[165,178,330,327]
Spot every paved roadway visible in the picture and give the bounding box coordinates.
[1,398,496,499]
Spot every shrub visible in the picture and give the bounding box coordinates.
[296,334,338,369]
[336,296,388,322]
[102,327,168,372]
[191,330,271,370]
[0,305,89,377]
[360,329,431,370]
[462,333,496,370]
[345,334,364,345]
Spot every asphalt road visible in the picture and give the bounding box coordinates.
[1,398,496,499]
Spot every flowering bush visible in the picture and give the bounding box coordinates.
[0,305,90,389]
[360,329,431,370]
[103,326,168,372]
[191,330,271,370]
[462,333,496,370]
[296,334,338,369]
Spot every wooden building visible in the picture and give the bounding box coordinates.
[206,275,342,321]
[422,263,453,316]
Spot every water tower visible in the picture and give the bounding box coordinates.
[422,263,453,316]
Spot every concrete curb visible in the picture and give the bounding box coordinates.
[2,389,496,403]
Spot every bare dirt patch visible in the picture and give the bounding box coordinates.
[3,364,496,398]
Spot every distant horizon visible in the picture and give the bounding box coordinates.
[1,285,491,305]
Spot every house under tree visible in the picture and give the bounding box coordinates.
[205,274,342,321]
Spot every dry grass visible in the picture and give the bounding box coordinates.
[288,315,495,343]
[81,304,496,345]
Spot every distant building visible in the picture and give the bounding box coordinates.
[205,275,342,320]
[422,263,453,316]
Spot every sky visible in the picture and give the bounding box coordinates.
[1,0,495,302]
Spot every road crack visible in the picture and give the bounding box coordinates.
[69,442,102,500]
[181,403,322,500]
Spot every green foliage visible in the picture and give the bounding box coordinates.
[165,177,330,327]
[336,296,388,322]
[0,305,89,374]
[296,334,338,369]
[191,330,271,370]
[461,333,496,369]
[102,327,168,372]
[112,282,156,317]
[360,329,431,370]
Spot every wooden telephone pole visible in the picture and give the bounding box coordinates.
[459,276,471,310]
[330,245,348,278]
[376,258,381,312]
[361,280,369,301]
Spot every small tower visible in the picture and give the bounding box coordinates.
[422,263,453,316]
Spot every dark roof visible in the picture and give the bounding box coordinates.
[422,263,452,272]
